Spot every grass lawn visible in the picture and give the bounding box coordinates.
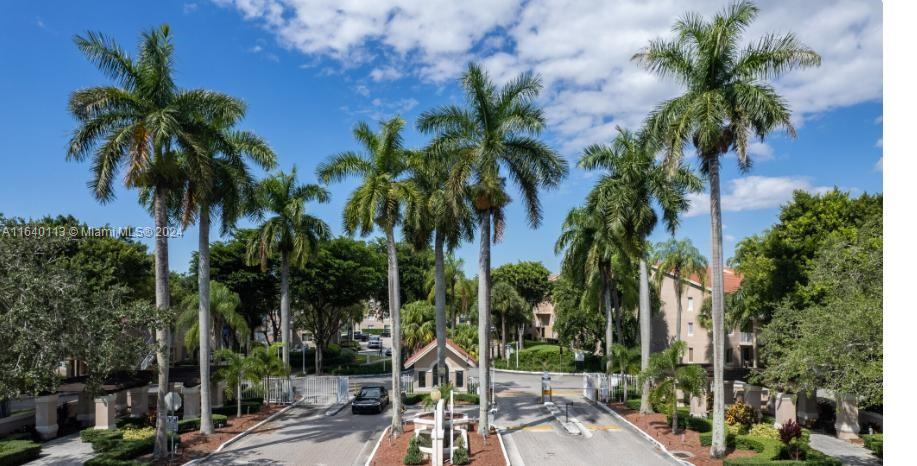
[493,340,603,372]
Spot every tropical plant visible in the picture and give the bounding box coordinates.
[450,324,478,358]
[652,238,708,343]
[725,401,756,429]
[213,349,252,418]
[178,280,250,353]
[66,24,245,457]
[490,281,528,360]
[418,63,568,433]
[639,341,707,431]
[634,0,820,455]
[317,117,417,432]
[581,127,700,414]
[778,419,803,460]
[246,342,288,380]
[246,169,331,369]
[402,301,436,352]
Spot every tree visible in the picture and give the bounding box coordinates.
[246,169,331,369]
[634,2,820,453]
[581,128,699,414]
[492,261,552,362]
[402,301,436,353]
[418,64,568,433]
[652,238,707,343]
[317,117,416,433]
[292,237,386,374]
[639,341,707,432]
[490,281,528,360]
[66,25,245,457]
[178,280,250,353]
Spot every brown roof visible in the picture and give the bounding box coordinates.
[655,264,744,294]
[403,339,477,368]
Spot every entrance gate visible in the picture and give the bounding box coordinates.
[294,376,350,405]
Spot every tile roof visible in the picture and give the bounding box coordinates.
[403,338,478,368]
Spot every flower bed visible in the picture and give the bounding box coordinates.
[369,422,506,465]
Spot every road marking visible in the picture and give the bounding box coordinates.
[522,424,555,432]
[499,390,533,397]
[583,424,620,431]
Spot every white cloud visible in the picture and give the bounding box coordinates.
[684,176,834,218]
[874,156,882,172]
[354,84,370,97]
[35,17,45,29]
[215,0,881,152]
[875,138,883,148]
[248,45,263,53]
[748,141,774,160]
[183,3,199,14]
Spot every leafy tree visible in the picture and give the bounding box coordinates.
[246,169,331,369]
[639,341,707,431]
[178,280,250,353]
[552,275,604,352]
[292,237,386,373]
[402,301,435,352]
[418,64,568,433]
[317,117,416,432]
[490,281,528,360]
[66,25,245,456]
[492,261,553,309]
[652,238,707,343]
[425,255,474,331]
[635,1,820,454]
[372,240,436,308]
[451,324,478,358]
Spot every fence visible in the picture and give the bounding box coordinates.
[583,373,638,403]
[295,376,350,405]
[401,373,414,395]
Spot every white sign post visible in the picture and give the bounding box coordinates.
[164,392,182,456]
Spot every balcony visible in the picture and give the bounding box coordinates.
[739,332,754,345]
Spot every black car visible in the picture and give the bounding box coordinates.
[352,385,389,414]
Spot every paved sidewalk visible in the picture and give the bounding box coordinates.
[809,433,881,466]
[29,432,95,466]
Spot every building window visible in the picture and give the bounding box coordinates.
[687,297,694,312]
[456,370,464,388]
[687,322,694,336]
[418,371,426,388]
[688,347,694,362]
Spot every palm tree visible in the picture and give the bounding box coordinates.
[213,349,250,418]
[66,25,244,457]
[556,207,627,374]
[246,169,331,369]
[581,127,700,414]
[178,280,250,353]
[652,238,708,343]
[317,117,416,433]
[402,301,436,353]
[418,64,568,433]
[407,150,474,386]
[491,281,527,361]
[633,1,820,455]
[612,343,641,402]
[639,341,707,432]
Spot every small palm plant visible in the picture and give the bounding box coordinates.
[213,349,252,418]
[639,341,707,432]
[178,280,250,353]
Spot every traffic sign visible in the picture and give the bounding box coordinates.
[165,392,182,412]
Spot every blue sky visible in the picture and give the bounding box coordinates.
[0,1,882,276]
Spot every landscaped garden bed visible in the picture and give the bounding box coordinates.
[368,422,506,466]
[0,438,42,466]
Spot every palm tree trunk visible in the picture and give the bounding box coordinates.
[708,156,727,458]
[752,319,758,368]
[501,317,507,361]
[613,288,623,348]
[603,272,613,375]
[639,256,652,414]
[517,324,523,367]
[478,212,492,435]
[672,380,679,432]
[236,377,242,418]
[152,188,172,459]
[198,205,214,435]
[674,272,683,343]
[434,231,448,386]
[386,228,403,433]
[280,251,291,369]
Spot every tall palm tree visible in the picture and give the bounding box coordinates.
[639,341,707,432]
[418,64,568,433]
[317,117,416,433]
[652,238,708,343]
[556,207,627,375]
[407,150,474,386]
[634,1,819,456]
[246,169,331,369]
[66,25,244,457]
[178,280,250,353]
[581,128,700,414]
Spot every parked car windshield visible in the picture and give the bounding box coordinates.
[359,387,383,398]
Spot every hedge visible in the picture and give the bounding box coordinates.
[698,432,840,465]
[80,427,179,465]
[213,401,262,416]
[666,411,712,432]
[0,440,42,466]
[862,434,882,458]
[624,399,641,411]
[177,414,228,433]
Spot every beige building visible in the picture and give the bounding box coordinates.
[651,267,755,368]
[526,274,560,341]
[404,339,477,391]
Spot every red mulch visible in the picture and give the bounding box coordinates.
[148,404,283,465]
[369,422,507,466]
[608,402,757,466]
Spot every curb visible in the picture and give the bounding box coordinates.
[542,401,583,436]
[495,428,516,466]
[181,399,303,466]
[591,400,694,466]
[493,368,588,376]
[363,425,391,466]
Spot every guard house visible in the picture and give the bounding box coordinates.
[404,339,477,392]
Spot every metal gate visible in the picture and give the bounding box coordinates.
[264,377,294,404]
[583,373,637,402]
[295,376,350,405]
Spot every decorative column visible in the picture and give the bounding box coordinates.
[128,385,149,418]
[834,394,860,440]
[211,381,226,407]
[796,391,818,425]
[34,394,59,440]
[77,390,95,426]
[183,384,201,420]
[744,385,762,412]
[432,399,444,466]
[94,394,116,430]
[774,392,796,427]
[689,393,707,418]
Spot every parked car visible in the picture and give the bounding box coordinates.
[380,330,391,337]
[367,336,382,349]
[385,348,392,357]
[353,331,364,341]
[352,385,389,414]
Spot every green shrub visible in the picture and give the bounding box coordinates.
[699,431,841,466]
[213,401,262,416]
[84,458,145,466]
[453,436,469,465]
[0,439,42,466]
[80,428,123,446]
[748,423,779,441]
[726,402,756,428]
[121,427,154,442]
[177,414,229,432]
[862,433,882,458]
[403,437,423,465]
[666,411,711,432]
[649,384,674,414]
[624,398,641,411]
[115,417,149,430]
[403,394,424,406]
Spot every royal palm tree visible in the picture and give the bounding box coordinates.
[246,169,331,369]
[317,117,416,433]
[639,341,707,432]
[633,1,819,455]
[407,150,474,386]
[652,238,708,343]
[178,280,250,353]
[66,25,244,457]
[418,64,568,433]
[581,128,700,414]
